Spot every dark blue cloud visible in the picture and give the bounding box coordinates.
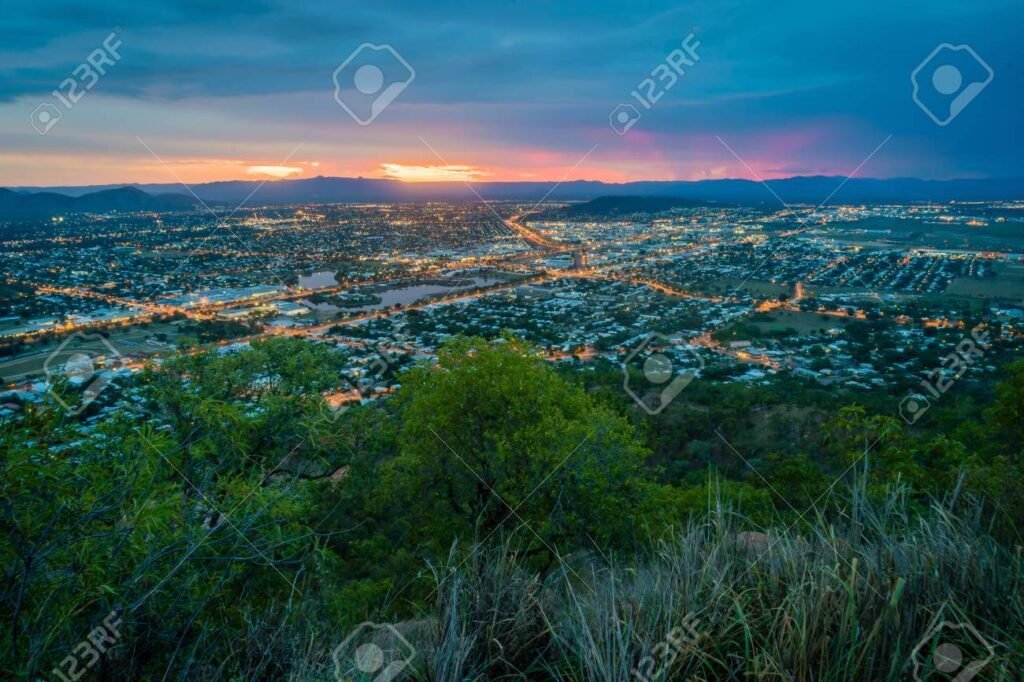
[1,0,1022,178]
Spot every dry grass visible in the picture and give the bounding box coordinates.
[386,487,1024,681]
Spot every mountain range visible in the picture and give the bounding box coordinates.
[2,176,1023,220]
[0,186,206,221]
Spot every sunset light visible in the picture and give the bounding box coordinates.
[379,163,487,182]
[246,165,304,179]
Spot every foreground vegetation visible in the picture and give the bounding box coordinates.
[363,491,1020,680]
[2,336,1022,680]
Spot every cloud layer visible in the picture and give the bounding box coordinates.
[2,0,1021,185]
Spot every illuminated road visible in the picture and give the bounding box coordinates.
[26,283,180,316]
[505,213,564,250]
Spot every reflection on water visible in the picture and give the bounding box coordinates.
[301,300,341,313]
[365,278,487,311]
[299,273,493,318]
[297,271,339,289]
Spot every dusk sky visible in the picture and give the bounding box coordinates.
[2,0,1021,187]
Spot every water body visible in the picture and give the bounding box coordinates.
[298,271,340,289]
[301,300,342,314]
[359,277,488,311]
[301,271,496,316]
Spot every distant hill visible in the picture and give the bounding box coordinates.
[0,186,205,221]
[6,176,1024,217]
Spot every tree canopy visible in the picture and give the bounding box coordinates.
[383,336,655,563]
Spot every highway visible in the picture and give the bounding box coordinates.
[504,213,564,250]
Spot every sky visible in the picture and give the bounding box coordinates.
[1,0,1021,187]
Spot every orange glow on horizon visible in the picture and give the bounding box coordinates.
[379,163,487,182]
[246,165,304,178]
[0,150,639,186]
[1,146,852,188]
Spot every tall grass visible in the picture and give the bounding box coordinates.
[175,486,1022,680]
[399,486,1022,681]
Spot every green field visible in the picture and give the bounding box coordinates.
[753,310,847,333]
[945,261,1024,300]
[716,309,848,341]
[0,323,180,383]
[696,277,794,298]
[834,217,1024,252]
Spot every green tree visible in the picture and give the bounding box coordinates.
[986,359,1024,454]
[1,338,357,679]
[383,336,655,566]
